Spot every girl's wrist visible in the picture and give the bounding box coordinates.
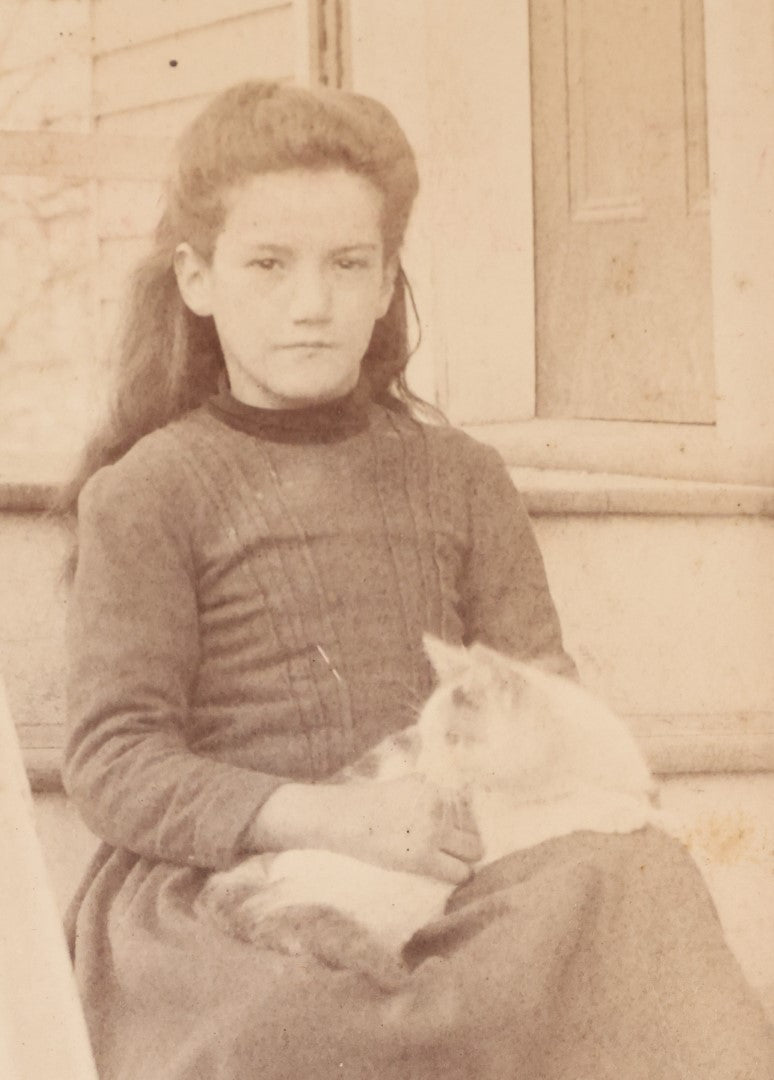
[248,782,338,852]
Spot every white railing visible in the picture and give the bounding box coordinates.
[0,674,98,1080]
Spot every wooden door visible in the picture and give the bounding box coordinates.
[530,0,716,423]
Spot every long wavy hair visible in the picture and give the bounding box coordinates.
[56,80,428,540]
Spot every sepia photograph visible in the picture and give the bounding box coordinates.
[0,1,773,1077]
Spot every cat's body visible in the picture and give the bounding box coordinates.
[197,637,666,987]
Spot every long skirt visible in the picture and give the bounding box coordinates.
[69,827,773,1079]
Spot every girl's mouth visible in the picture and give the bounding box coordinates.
[279,342,335,349]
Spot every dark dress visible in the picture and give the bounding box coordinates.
[64,388,774,1079]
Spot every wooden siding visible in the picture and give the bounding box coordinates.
[93,6,295,122]
[92,0,291,54]
[94,93,214,137]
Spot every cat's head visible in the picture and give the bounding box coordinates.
[416,635,656,803]
[415,635,566,795]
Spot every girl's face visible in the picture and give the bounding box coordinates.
[175,168,397,409]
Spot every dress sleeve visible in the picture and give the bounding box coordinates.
[63,458,290,871]
[459,443,577,678]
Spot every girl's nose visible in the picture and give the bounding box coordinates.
[289,266,333,322]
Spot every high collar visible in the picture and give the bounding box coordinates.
[206,375,372,444]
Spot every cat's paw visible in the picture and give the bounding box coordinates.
[197,871,410,991]
[195,860,271,943]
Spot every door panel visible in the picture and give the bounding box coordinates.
[531,0,715,423]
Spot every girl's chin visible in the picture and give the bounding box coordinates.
[247,382,357,410]
[269,370,361,407]
[227,353,363,409]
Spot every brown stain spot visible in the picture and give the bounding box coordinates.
[610,253,637,296]
[681,811,758,865]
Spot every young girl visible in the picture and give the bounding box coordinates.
[61,81,772,1079]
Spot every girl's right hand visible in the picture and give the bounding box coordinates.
[249,776,482,884]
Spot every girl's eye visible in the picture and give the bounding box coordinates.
[249,258,282,271]
[335,258,368,271]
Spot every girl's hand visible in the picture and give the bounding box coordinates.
[249,776,482,884]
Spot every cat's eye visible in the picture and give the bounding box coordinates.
[445,731,462,747]
[452,686,473,709]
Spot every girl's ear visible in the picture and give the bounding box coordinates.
[422,634,469,682]
[376,255,400,319]
[174,243,214,317]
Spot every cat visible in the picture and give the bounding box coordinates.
[195,635,665,988]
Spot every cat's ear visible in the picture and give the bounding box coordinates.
[469,641,522,677]
[422,634,469,681]
[469,642,505,666]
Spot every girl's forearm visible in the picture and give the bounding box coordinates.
[246,776,480,884]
